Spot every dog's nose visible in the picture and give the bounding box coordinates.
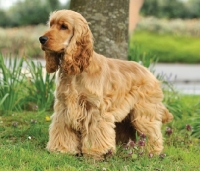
[39,36,48,44]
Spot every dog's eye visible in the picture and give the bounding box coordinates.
[60,24,68,30]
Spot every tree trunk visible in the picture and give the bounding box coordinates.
[70,0,129,60]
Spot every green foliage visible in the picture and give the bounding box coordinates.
[185,96,200,138]
[185,0,200,18]
[48,0,60,10]
[192,118,200,138]
[24,60,55,111]
[162,89,183,120]
[0,54,55,114]
[132,31,200,63]
[2,0,49,27]
[0,0,70,27]
[128,40,158,72]
[141,0,200,19]
[0,54,26,114]
[8,0,50,27]
[163,95,200,142]
[0,9,9,27]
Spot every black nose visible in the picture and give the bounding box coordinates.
[39,36,48,44]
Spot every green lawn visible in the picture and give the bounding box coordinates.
[131,31,200,63]
[1,96,200,171]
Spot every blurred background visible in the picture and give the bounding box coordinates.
[0,0,200,94]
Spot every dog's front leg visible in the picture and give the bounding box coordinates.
[81,111,116,159]
[47,102,81,154]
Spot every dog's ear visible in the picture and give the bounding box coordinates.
[61,18,93,75]
[45,51,59,73]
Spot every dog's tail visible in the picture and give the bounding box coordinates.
[162,107,173,123]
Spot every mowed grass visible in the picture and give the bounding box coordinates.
[1,96,200,171]
[131,31,200,63]
[1,144,200,171]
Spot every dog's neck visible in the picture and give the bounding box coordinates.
[84,52,102,74]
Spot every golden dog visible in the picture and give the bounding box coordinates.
[39,10,173,159]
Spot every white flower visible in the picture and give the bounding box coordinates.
[28,136,31,140]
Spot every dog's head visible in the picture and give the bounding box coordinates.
[39,10,93,75]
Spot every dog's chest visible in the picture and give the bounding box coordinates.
[55,74,98,131]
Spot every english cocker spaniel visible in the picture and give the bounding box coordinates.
[39,10,173,159]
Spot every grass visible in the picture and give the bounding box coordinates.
[132,31,200,63]
[1,95,200,171]
[1,145,199,171]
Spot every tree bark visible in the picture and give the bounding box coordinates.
[70,0,129,60]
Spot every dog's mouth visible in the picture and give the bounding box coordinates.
[41,45,65,54]
[42,46,65,63]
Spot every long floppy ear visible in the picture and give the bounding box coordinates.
[45,51,60,73]
[61,17,93,75]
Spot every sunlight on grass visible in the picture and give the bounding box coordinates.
[132,31,200,63]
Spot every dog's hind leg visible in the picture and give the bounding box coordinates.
[160,103,173,123]
[130,102,164,154]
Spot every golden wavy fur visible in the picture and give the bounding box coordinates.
[39,10,173,159]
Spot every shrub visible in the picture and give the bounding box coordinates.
[136,17,200,37]
[141,0,200,19]
[0,0,70,27]
[128,41,158,72]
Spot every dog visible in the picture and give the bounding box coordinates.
[39,10,173,159]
